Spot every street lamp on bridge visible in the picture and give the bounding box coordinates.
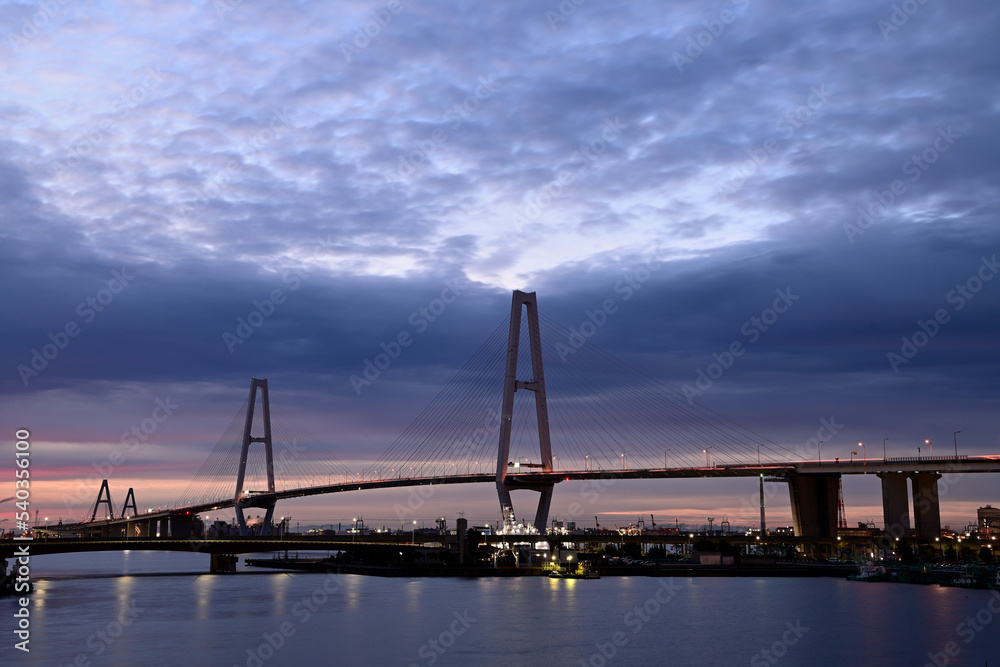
[883,437,888,460]
[858,441,865,461]
[925,438,932,457]
[954,431,961,458]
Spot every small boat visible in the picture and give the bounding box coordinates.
[848,562,890,582]
[891,564,938,585]
[549,563,601,579]
[941,565,989,589]
[549,570,600,579]
[0,558,33,596]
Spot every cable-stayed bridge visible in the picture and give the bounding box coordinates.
[38,291,1000,544]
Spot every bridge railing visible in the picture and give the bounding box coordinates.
[879,455,969,464]
[803,455,970,465]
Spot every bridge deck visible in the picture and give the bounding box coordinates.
[46,455,1000,533]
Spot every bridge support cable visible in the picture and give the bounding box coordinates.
[361,288,805,533]
[534,312,801,469]
[363,318,511,481]
[174,378,355,522]
[174,397,252,508]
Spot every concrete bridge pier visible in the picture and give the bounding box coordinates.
[210,554,238,573]
[788,473,839,538]
[878,472,911,538]
[150,515,183,537]
[532,485,554,534]
[911,472,942,540]
[169,513,195,538]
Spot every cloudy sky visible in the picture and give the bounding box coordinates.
[2,0,998,532]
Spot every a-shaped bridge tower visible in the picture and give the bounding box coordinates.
[495,290,555,532]
[234,377,276,536]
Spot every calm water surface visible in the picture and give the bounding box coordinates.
[2,551,999,666]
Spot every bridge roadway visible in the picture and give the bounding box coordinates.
[2,532,884,559]
[52,454,1000,534]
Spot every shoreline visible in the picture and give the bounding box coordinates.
[244,557,859,578]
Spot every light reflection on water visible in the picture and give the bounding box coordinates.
[1,551,998,666]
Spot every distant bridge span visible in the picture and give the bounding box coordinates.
[216,455,1000,509]
[39,290,1000,544]
[50,456,1000,542]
